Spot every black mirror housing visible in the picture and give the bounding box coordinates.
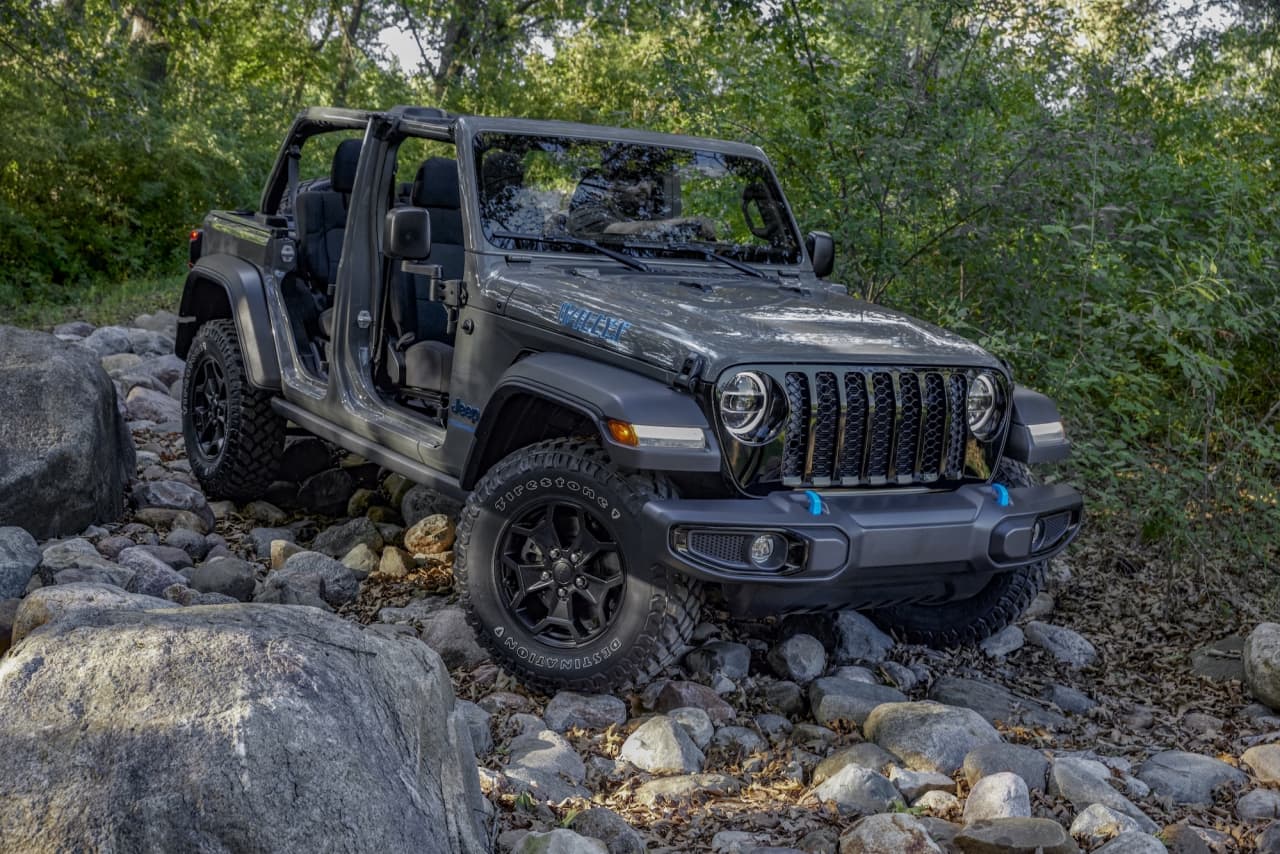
[806,230,835,278]
[384,207,432,260]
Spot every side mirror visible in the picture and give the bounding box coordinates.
[806,230,834,278]
[384,207,432,260]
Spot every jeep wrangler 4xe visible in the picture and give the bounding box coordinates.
[178,105,1083,691]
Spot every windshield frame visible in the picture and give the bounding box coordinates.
[457,117,810,272]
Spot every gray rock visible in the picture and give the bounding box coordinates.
[340,543,379,578]
[686,640,751,679]
[620,716,704,775]
[831,610,894,664]
[1260,821,1280,853]
[767,633,827,683]
[0,527,41,599]
[418,607,489,669]
[0,597,20,655]
[864,701,1002,775]
[544,692,628,732]
[163,528,210,561]
[810,764,902,815]
[254,555,350,610]
[1070,803,1143,847]
[963,771,1030,823]
[877,661,918,691]
[755,713,793,740]
[41,537,112,574]
[1024,591,1055,619]
[297,469,355,516]
[568,807,645,854]
[117,548,189,597]
[1046,683,1097,714]
[125,328,174,357]
[1239,789,1280,822]
[96,535,138,560]
[710,725,766,757]
[131,311,179,337]
[837,813,943,853]
[632,773,739,806]
[516,829,607,854]
[1049,756,1157,831]
[244,500,289,527]
[250,527,294,558]
[125,386,180,422]
[953,818,1077,854]
[1094,832,1168,853]
[669,707,715,750]
[456,700,493,756]
[1245,623,1280,711]
[102,352,144,374]
[0,589,487,852]
[131,353,184,386]
[929,676,1067,729]
[762,680,805,715]
[0,328,134,539]
[279,439,334,483]
[53,564,134,588]
[401,483,462,527]
[963,744,1050,793]
[914,792,962,821]
[134,544,194,571]
[79,325,132,357]
[1136,750,1247,806]
[809,677,907,726]
[1190,635,1245,684]
[506,728,588,802]
[1024,621,1097,668]
[814,743,901,786]
[1243,744,1280,784]
[980,625,1025,658]
[54,320,94,338]
[832,665,878,683]
[184,557,257,602]
[887,766,954,801]
[313,517,384,558]
[132,480,212,528]
[654,681,735,723]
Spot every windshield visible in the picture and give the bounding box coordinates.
[473,132,802,265]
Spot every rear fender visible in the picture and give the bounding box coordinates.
[176,255,282,391]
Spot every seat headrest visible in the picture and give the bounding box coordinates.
[331,139,362,194]
[412,157,461,210]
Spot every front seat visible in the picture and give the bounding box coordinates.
[297,138,361,339]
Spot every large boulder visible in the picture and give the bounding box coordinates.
[0,586,487,853]
[1244,623,1280,710]
[0,327,134,538]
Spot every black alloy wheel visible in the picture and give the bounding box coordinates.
[496,500,627,647]
[187,354,229,464]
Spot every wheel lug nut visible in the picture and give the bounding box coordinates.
[550,549,560,558]
[541,571,550,581]
[557,588,568,598]
[574,576,587,589]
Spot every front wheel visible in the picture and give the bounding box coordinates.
[182,319,285,501]
[454,438,702,692]
[867,459,1046,647]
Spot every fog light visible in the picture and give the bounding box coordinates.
[749,533,786,570]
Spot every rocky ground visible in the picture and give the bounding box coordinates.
[2,313,1280,853]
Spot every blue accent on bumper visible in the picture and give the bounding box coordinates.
[991,483,1010,507]
[804,490,824,516]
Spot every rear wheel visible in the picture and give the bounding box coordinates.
[182,319,285,500]
[867,459,1046,646]
[455,438,703,692]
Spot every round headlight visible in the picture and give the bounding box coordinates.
[719,371,769,438]
[966,372,1001,440]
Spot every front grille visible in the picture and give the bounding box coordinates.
[780,368,970,487]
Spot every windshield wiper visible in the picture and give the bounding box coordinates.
[492,231,653,273]
[662,243,776,280]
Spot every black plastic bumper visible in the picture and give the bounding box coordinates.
[640,482,1083,615]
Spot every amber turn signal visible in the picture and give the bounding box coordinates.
[607,419,638,446]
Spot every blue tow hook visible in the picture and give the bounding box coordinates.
[991,483,1011,507]
[803,490,824,516]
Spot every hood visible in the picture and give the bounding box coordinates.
[494,263,1003,379]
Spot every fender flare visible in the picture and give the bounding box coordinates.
[175,254,282,391]
[1004,385,1071,464]
[462,352,721,487]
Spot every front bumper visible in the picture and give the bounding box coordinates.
[640,482,1082,614]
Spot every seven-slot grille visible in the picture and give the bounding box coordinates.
[779,368,970,487]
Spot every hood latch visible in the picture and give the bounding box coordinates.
[673,354,706,391]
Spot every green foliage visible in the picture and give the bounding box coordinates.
[0,0,1276,565]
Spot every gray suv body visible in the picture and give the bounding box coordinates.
[177,105,1082,690]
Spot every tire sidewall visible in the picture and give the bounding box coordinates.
[182,325,241,484]
[459,453,666,685]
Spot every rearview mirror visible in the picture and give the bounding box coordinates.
[384,207,432,260]
[806,230,834,278]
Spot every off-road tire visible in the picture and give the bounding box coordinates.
[867,459,1046,646]
[182,319,285,501]
[455,438,703,693]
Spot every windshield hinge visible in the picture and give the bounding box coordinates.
[673,354,706,391]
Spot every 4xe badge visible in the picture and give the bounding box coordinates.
[451,398,480,424]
